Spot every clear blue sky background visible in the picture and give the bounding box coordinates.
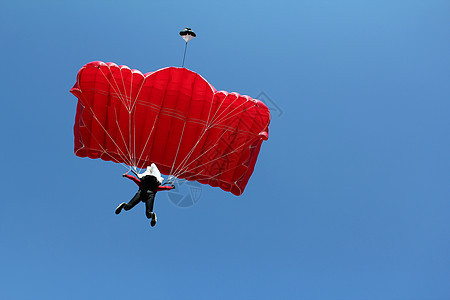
[1,0,449,299]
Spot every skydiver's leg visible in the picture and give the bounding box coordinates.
[146,192,157,227]
[115,190,142,214]
[144,191,156,219]
[125,190,142,210]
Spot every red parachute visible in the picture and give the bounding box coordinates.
[70,61,270,195]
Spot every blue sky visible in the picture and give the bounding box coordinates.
[1,0,449,299]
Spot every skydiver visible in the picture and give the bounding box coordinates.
[115,163,174,227]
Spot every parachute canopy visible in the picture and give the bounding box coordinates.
[179,28,196,42]
[70,61,270,195]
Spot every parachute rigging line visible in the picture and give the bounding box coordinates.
[181,42,188,68]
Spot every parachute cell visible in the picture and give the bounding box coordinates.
[70,61,270,195]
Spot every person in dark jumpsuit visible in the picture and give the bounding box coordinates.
[115,168,174,227]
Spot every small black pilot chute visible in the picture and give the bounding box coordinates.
[179,28,196,67]
[179,28,196,42]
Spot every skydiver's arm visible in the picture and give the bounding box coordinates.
[157,185,175,191]
[122,174,140,186]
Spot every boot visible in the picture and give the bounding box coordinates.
[115,202,126,215]
[150,212,157,227]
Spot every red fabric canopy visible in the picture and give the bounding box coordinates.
[70,61,270,195]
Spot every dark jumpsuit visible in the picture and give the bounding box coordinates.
[123,174,173,218]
